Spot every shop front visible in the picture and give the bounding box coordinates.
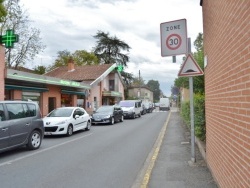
[102,91,123,105]
[5,69,90,116]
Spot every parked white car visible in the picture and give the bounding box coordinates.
[43,107,91,136]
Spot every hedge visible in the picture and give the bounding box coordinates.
[180,93,206,141]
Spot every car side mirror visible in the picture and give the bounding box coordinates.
[74,115,80,119]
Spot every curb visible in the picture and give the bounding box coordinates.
[195,136,206,161]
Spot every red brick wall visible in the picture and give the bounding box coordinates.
[41,85,62,117]
[0,46,5,101]
[203,1,250,187]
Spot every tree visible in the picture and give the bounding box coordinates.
[34,65,46,74]
[46,50,71,71]
[47,49,99,72]
[0,0,45,68]
[72,50,99,65]
[120,71,134,86]
[0,0,7,22]
[132,76,145,87]
[146,80,161,102]
[92,30,131,67]
[192,33,204,94]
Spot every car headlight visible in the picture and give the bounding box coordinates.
[104,115,111,119]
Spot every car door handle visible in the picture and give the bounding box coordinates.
[26,123,30,126]
[2,127,8,131]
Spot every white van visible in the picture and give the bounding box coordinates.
[119,100,142,119]
[159,97,170,111]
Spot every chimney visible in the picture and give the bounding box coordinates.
[68,58,75,72]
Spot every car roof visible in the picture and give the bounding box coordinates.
[56,107,79,109]
[0,100,38,105]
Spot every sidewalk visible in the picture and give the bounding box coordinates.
[147,108,218,188]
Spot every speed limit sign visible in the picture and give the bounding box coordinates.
[160,19,187,57]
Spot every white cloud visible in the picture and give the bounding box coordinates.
[20,0,202,96]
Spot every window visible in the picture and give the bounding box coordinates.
[5,103,37,120]
[109,80,115,91]
[27,104,37,117]
[0,104,6,121]
[6,103,26,120]
[74,108,84,116]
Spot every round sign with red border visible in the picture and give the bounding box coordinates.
[166,34,182,50]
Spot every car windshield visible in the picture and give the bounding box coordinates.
[119,101,134,107]
[47,108,73,117]
[96,106,113,113]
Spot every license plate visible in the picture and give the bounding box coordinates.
[44,132,52,135]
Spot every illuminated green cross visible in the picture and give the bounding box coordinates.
[117,65,123,72]
[0,30,19,48]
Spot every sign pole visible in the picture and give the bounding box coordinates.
[187,37,195,163]
[189,76,196,162]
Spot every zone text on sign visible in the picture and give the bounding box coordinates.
[165,25,181,31]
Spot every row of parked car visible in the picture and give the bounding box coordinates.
[0,100,154,154]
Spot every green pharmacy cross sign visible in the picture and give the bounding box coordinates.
[116,65,124,72]
[0,30,19,48]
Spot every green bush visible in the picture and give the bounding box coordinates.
[180,93,206,141]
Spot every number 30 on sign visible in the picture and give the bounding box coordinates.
[167,34,182,50]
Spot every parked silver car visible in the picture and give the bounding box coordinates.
[0,101,44,153]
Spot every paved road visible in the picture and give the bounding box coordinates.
[0,111,169,188]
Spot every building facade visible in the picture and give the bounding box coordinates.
[1,56,125,116]
[201,1,250,187]
[45,61,125,114]
[5,69,90,117]
[128,86,154,102]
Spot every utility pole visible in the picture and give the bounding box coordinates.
[139,70,141,99]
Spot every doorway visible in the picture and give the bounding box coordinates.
[48,97,56,113]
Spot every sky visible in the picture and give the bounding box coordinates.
[20,0,203,97]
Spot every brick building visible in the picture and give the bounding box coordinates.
[201,0,250,187]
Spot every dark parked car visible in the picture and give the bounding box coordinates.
[0,101,44,153]
[91,105,124,125]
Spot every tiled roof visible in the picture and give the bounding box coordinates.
[44,64,114,81]
[11,67,36,74]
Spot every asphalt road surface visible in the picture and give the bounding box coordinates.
[0,110,169,188]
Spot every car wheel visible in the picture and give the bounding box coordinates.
[132,113,136,119]
[110,117,115,125]
[27,130,42,150]
[66,125,73,136]
[120,115,124,122]
[85,121,91,131]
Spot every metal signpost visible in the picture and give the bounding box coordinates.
[160,19,204,163]
[178,54,204,162]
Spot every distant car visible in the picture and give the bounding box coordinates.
[143,102,154,113]
[119,100,142,119]
[43,107,91,136]
[141,104,147,115]
[154,103,160,107]
[0,101,44,153]
[159,98,170,111]
[91,105,124,125]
